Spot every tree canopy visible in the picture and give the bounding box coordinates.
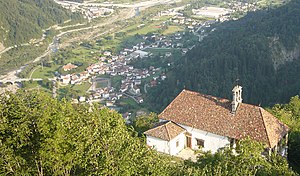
[183,139,296,176]
[0,91,177,175]
[270,96,300,173]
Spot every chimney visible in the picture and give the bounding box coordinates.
[232,85,242,113]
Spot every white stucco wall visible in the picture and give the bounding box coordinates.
[180,124,230,153]
[146,132,186,155]
[146,135,170,154]
[169,132,186,155]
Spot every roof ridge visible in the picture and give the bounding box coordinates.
[165,121,171,141]
[144,121,167,134]
[259,107,272,148]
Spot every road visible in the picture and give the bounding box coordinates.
[0,43,31,55]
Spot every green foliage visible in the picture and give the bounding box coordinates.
[0,91,178,175]
[0,44,48,75]
[182,138,296,176]
[133,112,159,133]
[270,96,300,172]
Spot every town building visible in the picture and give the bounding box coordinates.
[144,86,289,157]
[63,63,78,71]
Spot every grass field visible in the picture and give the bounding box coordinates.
[162,26,184,35]
[96,81,109,89]
[95,78,110,89]
[122,16,172,36]
[57,81,91,99]
[30,65,60,79]
[71,82,91,96]
[117,97,142,114]
[95,37,122,52]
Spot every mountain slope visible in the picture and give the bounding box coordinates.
[146,0,300,112]
[0,0,79,47]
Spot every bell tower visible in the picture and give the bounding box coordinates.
[232,85,242,113]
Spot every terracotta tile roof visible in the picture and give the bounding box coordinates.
[144,121,186,141]
[63,63,77,71]
[159,89,289,148]
[260,108,289,148]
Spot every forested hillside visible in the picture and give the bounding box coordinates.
[146,0,300,112]
[0,0,82,47]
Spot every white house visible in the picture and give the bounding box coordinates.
[144,85,289,156]
[131,85,140,95]
[103,51,112,56]
[132,50,149,58]
[60,74,71,84]
[145,121,186,155]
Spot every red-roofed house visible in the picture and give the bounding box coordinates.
[144,121,186,155]
[63,63,78,71]
[144,85,289,156]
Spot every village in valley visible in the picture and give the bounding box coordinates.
[54,0,257,121]
[56,29,194,122]
[0,0,260,122]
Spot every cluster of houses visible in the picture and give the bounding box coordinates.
[58,45,167,106]
[225,1,258,13]
[87,7,114,19]
[56,1,114,21]
[87,86,123,107]
[171,16,202,30]
[158,10,217,35]
[60,63,90,85]
[57,13,207,105]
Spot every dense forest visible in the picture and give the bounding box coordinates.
[0,91,298,175]
[0,0,82,47]
[146,0,300,112]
